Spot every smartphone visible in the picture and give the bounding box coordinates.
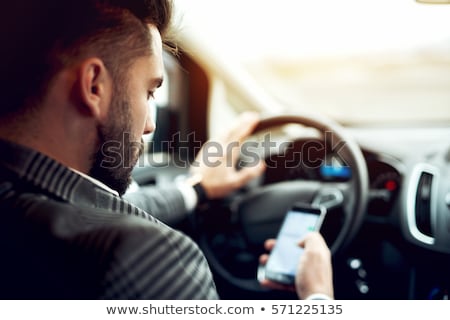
[263,203,326,285]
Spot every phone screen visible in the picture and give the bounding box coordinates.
[264,205,325,284]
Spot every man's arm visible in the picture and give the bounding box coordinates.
[123,185,188,225]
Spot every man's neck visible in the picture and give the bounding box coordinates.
[0,115,93,176]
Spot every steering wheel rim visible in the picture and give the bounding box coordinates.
[198,113,369,295]
[250,114,369,252]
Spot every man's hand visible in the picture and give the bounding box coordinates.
[259,232,334,299]
[295,232,334,299]
[190,112,266,199]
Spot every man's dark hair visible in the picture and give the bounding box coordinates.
[0,0,173,118]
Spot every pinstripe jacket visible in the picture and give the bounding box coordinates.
[0,139,218,299]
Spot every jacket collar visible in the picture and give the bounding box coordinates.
[0,139,154,221]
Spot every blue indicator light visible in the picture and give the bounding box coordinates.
[320,165,352,180]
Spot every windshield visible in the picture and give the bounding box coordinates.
[174,0,450,126]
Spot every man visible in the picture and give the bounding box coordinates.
[0,0,333,299]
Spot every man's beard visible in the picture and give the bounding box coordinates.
[89,94,144,196]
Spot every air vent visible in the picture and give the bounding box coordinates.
[415,172,433,237]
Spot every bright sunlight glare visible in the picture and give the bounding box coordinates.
[175,0,450,60]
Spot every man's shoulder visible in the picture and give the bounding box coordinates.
[7,189,163,235]
[22,192,218,299]
[1,187,219,299]
[5,188,200,266]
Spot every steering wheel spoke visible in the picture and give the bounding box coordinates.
[312,184,345,210]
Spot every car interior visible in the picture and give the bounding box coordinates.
[131,0,450,299]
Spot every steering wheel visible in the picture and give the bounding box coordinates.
[197,114,369,296]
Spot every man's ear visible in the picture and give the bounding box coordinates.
[76,58,112,120]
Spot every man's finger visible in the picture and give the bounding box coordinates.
[259,254,269,265]
[260,279,296,292]
[264,238,276,251]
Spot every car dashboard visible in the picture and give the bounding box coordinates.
[330,126,450,299]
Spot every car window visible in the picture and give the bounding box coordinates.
[174,0,450,126]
